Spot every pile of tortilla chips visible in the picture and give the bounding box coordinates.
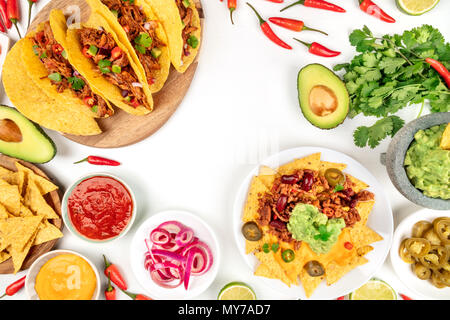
[242,153,383,298]
[0,163,63,273]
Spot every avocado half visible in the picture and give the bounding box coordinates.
[0,105,56,163]
[297,64,349,129]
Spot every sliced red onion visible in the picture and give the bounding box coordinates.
[144,22,151,30]
[150,228,171,245]
[151,249,186,263]
[175,228,194,246]
[131,82,143,88]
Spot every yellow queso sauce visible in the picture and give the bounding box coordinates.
[35,254,97,300]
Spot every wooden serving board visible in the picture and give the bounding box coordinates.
[29,0,204,148]
[0,155,63,274]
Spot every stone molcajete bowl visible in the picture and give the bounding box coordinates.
[381,112,450,210]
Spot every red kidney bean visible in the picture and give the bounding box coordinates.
[301,172,314,191]
[281,174,300,185]
[269,220,287,231]
[350,198,358,208]
[276,195,288,212]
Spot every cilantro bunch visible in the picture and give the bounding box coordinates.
[334,25,450,148]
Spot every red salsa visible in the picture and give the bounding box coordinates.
[68,176,133,240]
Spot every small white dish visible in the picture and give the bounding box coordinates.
[390,209,450,300]
[62,173,137,243]
[233,146,394,300]
[25,249,101,300]
[130,210,220,300]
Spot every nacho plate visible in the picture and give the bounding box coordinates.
[233,147,393,300]
[0,155,63,274]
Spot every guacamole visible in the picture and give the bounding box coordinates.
[287,204,345,254]
[404,124,450,200]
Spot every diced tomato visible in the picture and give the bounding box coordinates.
[344,242,353,250]
[110,47,123,61]
[83,96,95,107]
[52,44,64,55]
[130,98,140,108]
[82,46,92,58]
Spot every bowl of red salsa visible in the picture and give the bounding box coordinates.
[62,173,136,243]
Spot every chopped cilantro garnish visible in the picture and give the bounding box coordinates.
[313,225,332,242]
[187,35,199,49]
[32,45,39,56]
[98,59,111,73]
[333,184,344,192]
[48,73,62,82]
[135,44,146,54]
[91,105,98,113]
[134,33,153,48]
[68,76,85,91]
[39,51,47,59]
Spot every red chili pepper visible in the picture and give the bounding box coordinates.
[74,156,121,166]
[121,289,153,300]
[266,0,284,3]
[105,273,117,300]
[6,0,21,38]
[102,255,128,291]
[336,296,345,300]
[426,58,450,89]
[247,3,292,50]
[0,0,11,30]
[27,0,38,30]
[228,0,236,25]
[294,38,340,57]
[0,16,5,32]
[269,17,328,35]
[281,0,345,13]
[0,276,26,299]
[359,0,395,23]
[399,293,413,300]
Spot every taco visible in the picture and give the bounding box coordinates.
[87,0,170,93]
[23,18,113,118]
[2,39,102,136]
[145,0,201,73]
[60,10,154,114]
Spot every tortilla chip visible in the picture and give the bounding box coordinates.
[15,162,58,195]
[299,268,324,298]
[19,203,34,217]
[257,166,279,190]
[346,174,369,193]
[243,176,268,222]
[354,201,375,228]
[23,180,59,220]
[350,225,383,248]
[0,166,14,179]
[319,161,347,175]
[33,220,63,246]
[277,153,321,175]
[0,251,11,264]
[9,228,39,274]
[0,203,10,219]
[0,184,21,215]
[254,251,292,287]
[0,215,43,252]
[357,245,374,257]
[325,255,368,286]
[2,39,102,136]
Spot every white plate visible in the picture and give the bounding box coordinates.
[25,249,101,300]
[233,146,393,300]
[390,209,450,300]
[130,210,220,300]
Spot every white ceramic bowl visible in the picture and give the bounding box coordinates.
[233,146,394,300]
[62,173,137,243]
[130,210,220,299]
[390,209,450,300]
[25,249,101,300]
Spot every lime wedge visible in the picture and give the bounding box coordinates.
[349,279,397,300]
[396,0,440,15]
[218,282,256,300]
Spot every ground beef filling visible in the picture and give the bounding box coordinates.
[101,0,165,85]
[77,27,150,110]
[175,0,198,57]
[257,169,375,247]
[32,22,111,117]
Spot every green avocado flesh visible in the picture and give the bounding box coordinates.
[0,105,56,163]
[297,64,349,129]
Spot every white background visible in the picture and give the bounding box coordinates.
[0,0,449,300]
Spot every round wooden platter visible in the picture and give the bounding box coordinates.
[29,0,204,148]
[0,154,63,274]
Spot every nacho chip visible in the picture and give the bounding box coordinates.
[277,153,321,175]
[20,203,34,217]
[33,220,63,246]
[299,267,324,298]
[354,201,375,228]
[325,255,368,286]
[254,251,292,287]
[357,245,374,257]
[243,176,268,222]
[0,251,11,264]
[0,215,43,252]
[0,184,21,215]
[319,161,347,175]
[257,166,279,190]
[0,203,10,219]
[23,180,59,220]
[346,174,370,193]
[350,225,383,248]
[9,228,39,273]
[15,162,58,195]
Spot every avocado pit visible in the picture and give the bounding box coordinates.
[309,85,338,117]
[0,119,23,143]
